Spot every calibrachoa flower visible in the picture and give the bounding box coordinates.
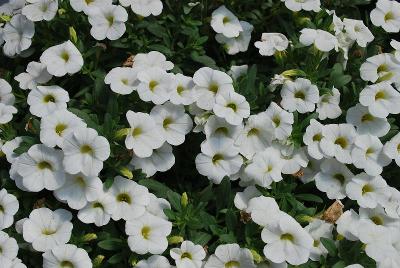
[0,189,19,230]
[14,61,52,90]
[42,244,92,268]
[0,231,18,265]
[304,219,333,261]
[370,0,400,33]
[299,29,338,52]
[70,0,112,14]
[281,0,321,12]
[213,90,250,126]
[211,5,242,38]
[255,33,289,56]
[204,243,256,268]
[280,78,319,113]
[264,102,294,140]
[120,0,163,17]
[359,54,400,84]
[2,14,35,57]
[22,0,58,22]
[27,85,70,118]
[77,190,111,227]
[215,21,253,55]
[136,255,171,268]
[316,87,341,120]
[170,240,206,268]
[105,67,139,95]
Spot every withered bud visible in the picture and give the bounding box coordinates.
[322,200,344,223]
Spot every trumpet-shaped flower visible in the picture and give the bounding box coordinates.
[213,90,250,126]
[255,33,289,56]
[22,0,58,22]
[88,4,128,40]
[281,78,319,114]
[370,0,400,33]
[211,5,243,38]
[346,104,390,137]
[42,244,92,268]
[0,189,19,230]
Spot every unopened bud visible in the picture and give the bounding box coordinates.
[120,167,133,180]
[168,235,184,245]
[93,255,104,267]
[69,26,78,43]
[115,128,130,139]
[181,192,188,208]
[82,233,97,242]
[250,249,263,263]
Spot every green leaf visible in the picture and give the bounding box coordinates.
[167,190,182,211]
[295,194,323,203]
[139,179,172,199]
[107,253,125,264]
[225,210,237,231]
[98,238,124,251]
[332,261,346,268]
[190,231,212,245]
[320,237,337,256]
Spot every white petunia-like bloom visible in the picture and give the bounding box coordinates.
[346,173,389,209]
[316,87,341,120]
[346,104,390,138]
[70,0,112,14]
[42,244,92,268]
[120,0,163,17]
[351,134,391,176]
[125,212,172,254]
[146,193,170,220]
[234,186,261,212]
[195,137,243,184]
[343,19,374,47]
[211,5,243,38]
[1,137,22,164]
[300,157,322,184]
[40,109,86,148]
[2,14,35,57]
[336,209,361,241]
[54,172,103,210]
[315,159,354,199]
[77,190,111,227]
[11,258,27,268]
[169,73,195,106]
[216,21,254,55]
[304,219,333,261]
[384,132,400,166]
[88,4,128,41]
[235,113,275,159]
[245,147,284,188]
[255,33,289,56]
[22,0,58,22]
[104,176,150,221]
[281,78,319,114]
[204,243,256,268]
[281,0,321,12]
[0,231,18,265]
[204,115,243,140]
[27,85,69,118]
[279,145,308,175]
[132,51,174,71]
[193,67,234,111]
[0,79,15,106]
[262,212,313,265]
[320,123,357,164]
[125,111,164,157]
[391,39,400,62]
[0,103,17,124]
[15,144,66,192]
[150,102,193,146]
[136,255,171,268]
[130,142,175,177]
[359,53,400,84]
[14,61,52,90]
[359,205,399,228]
[105,67,139,95]
[265,102,294,141]
[359,81,400,118]
[247,196,281,227]
[370,0,400,33]
[303,119,325,160]
[40,40,84,77]
[0,0,25,16]
[61,127,110,176]
[213,90,250,126]
[0,189,18,230]
[170,240,206,268]
[299,29,338,52]
[23,208,73,252]
[137,67,174,105]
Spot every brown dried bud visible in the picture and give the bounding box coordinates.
[322,200,344,223]
[33,198,46,209]
[353,49,364,58]
[240,211,252,224]
[123,55,135,67]
[292,169,304,178]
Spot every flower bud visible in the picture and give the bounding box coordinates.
[181,192,188,208]
[168,235,184,245]
[120,167,133,180]
[93,255,105,267]
[82,233,97,242]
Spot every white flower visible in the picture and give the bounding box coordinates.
[22,0,58,22]
[2,14,34,57]
[320,123,357,164]
[391,39,400,61]
[27,85,69,118]
[384,132,400,166]
[54,172,103,210]
[0,231,18,265]
[1,137,22,164]
[280,78,319,113]
[234,186,261,211]
[88,4,128,41]
[300,157,322,184]
[359,205,399,228]
[255,33,289,56]
[130,142,175,177]
[0,103,17,124]
[235,113,275,159]
[61,127,110,176]
[247,196,281,227]
[343,19,374,47]
[346,104,390,137]
[279,145,308,175]
[204,115,243,140]
[104,176,150,221]
[304,219,333,261]
[216,21,253,55]
[245,147,284,188]
[315,159,354,199]
[150,102,193,146]
[316,87,341,120]
[193,67,234,111]
[136,255,171,268]
[77,190,111,227]
[370,0,400,33]
[211,5,243,38]
[15,144,66,191]
[204,243,256,268]
[137,67,174,104]
[42,244,92,268]
[0,189,18,230]
[359,54,400,84]
[125,111,164,157]
[213,90,250,126]
[359,81,400,118]
[120,0,163,17]
[281,0,321,12]
[69,0,112,14]
[351,134,391,176]
[40,40,84,77]
[299,29,338,52]
[0,0,25,16]
[169,73,195,106]
[0,79,15,106]
[170,240,206,268]
[125,212,172,254]
[195,137,243,184]
[146,193,170,220]
[23,208,73,252]
[336,209,361,241]
[346,173,389,209]
[303,119,325,160]
[229,65,248,81]
[14,61,52,90]
[262,212,313,265]
[11,258,27,268]
[132,51,173,71]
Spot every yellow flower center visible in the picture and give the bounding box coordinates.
[334,137,348,148]
[141,226,151,239]
[116,193,131,204]
[280,233,294,241]
[55,123,67,136]
[43,94,55,103]
[37,161,52,170]
[212,154,224,164]
[80,144,93,154]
